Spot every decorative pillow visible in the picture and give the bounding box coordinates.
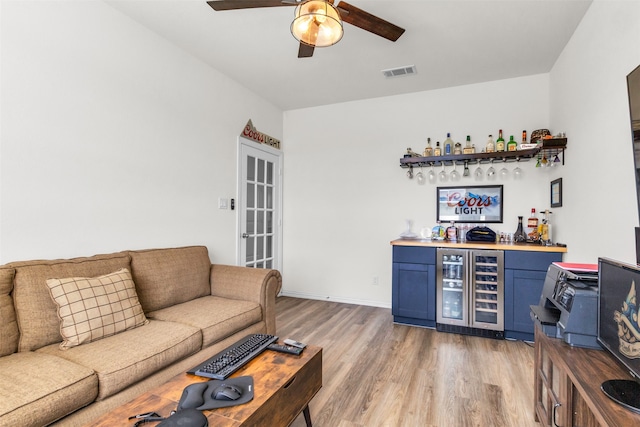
[45,268,148,349]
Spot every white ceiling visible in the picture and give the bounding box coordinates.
[106,0,592,111]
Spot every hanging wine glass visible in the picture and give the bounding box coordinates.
[416,165,426,185]
[450,162,460,181]
[499,160,509,179]
[513,158,523,179]
[428,162,437,184]
[474,164,483,180]
[407,165,414,178]
[438,163,448,182]
[487,160,496,180]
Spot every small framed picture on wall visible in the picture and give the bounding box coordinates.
[551,178,563,208]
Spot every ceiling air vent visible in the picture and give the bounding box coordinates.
[382,65,417,78]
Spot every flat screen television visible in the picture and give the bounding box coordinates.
[597,257,640,413]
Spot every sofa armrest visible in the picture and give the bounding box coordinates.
[210,265,282,335]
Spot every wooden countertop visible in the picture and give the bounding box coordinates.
[390,238,567,253]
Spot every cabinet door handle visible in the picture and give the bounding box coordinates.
[552,402,562,427]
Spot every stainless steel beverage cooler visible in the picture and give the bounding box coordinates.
[436,248,504,338]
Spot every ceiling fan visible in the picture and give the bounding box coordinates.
[206,0,405,58]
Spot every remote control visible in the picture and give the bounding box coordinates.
[283,339,306,349]
[267,343,303,355]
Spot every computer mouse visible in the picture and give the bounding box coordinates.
[212,384,243,401]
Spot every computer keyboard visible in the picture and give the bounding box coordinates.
[188,333,278,380]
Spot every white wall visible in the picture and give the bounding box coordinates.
[282,0,640,307]
[0,1,282,263]
[283,75,552,307]
[549,0,640,265]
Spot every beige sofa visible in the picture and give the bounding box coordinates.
[0,245,282,426]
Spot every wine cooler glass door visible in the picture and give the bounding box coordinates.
[437,249,467,326]
[471,250,504,330]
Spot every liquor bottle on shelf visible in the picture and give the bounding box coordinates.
[514,216,527,243]
[423,138,433,157]
[434,141,442,156]
[454,141,462,155]
[446,221,458,242]
[463,135,474,154]
[538,210,553,244]
[486,135,495,153]
[444,133,454,155]
[507,135,518,151]
[496,129,505,152]
[527,208,539,241]
[522,130,527,144]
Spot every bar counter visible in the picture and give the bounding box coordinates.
[390,238,567,253]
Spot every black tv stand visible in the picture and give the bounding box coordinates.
[601,379,640,414]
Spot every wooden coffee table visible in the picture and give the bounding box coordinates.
[88,344,322,426]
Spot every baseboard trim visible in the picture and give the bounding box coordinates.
[279,289,392,309]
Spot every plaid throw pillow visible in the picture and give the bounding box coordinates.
[46,268,148,349]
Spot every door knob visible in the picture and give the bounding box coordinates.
[242,233,250,239]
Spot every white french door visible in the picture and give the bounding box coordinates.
[237,137,282,270]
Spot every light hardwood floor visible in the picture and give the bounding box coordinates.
[277,297,540,427]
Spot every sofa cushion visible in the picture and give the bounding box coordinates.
[129,246,211,313]
[46,268,148,349]
[11,253,132,352]
[0,268,19,356]
[37,319,201,400]
[147,295,262,348]
[0,352,97,427]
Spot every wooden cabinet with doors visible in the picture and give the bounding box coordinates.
[534,325,640,426]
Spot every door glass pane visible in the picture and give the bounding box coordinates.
[247,183,255,208]
[257,210,264,234]
[266,211,273,233]
[266,236,272,258]
[442,254,464,320]
[474,253,498,324]
[267,186,273,209]
[246,236,254,262]
[257,236,264,260]
[267,162,273,185]
[246,210,255,234]
[257,159,265,183]
[257,184,264,209]
[247,156,255,181]
[266,260,272,269]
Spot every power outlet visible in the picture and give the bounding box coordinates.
[372,276,379,286]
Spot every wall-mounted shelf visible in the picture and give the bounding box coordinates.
[399,138,567,168]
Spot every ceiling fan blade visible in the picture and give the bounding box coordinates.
[336,1,405,42]
[206,1,296,11]
[298,43,315,58]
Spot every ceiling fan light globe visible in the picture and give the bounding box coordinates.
[291,0,343,47]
